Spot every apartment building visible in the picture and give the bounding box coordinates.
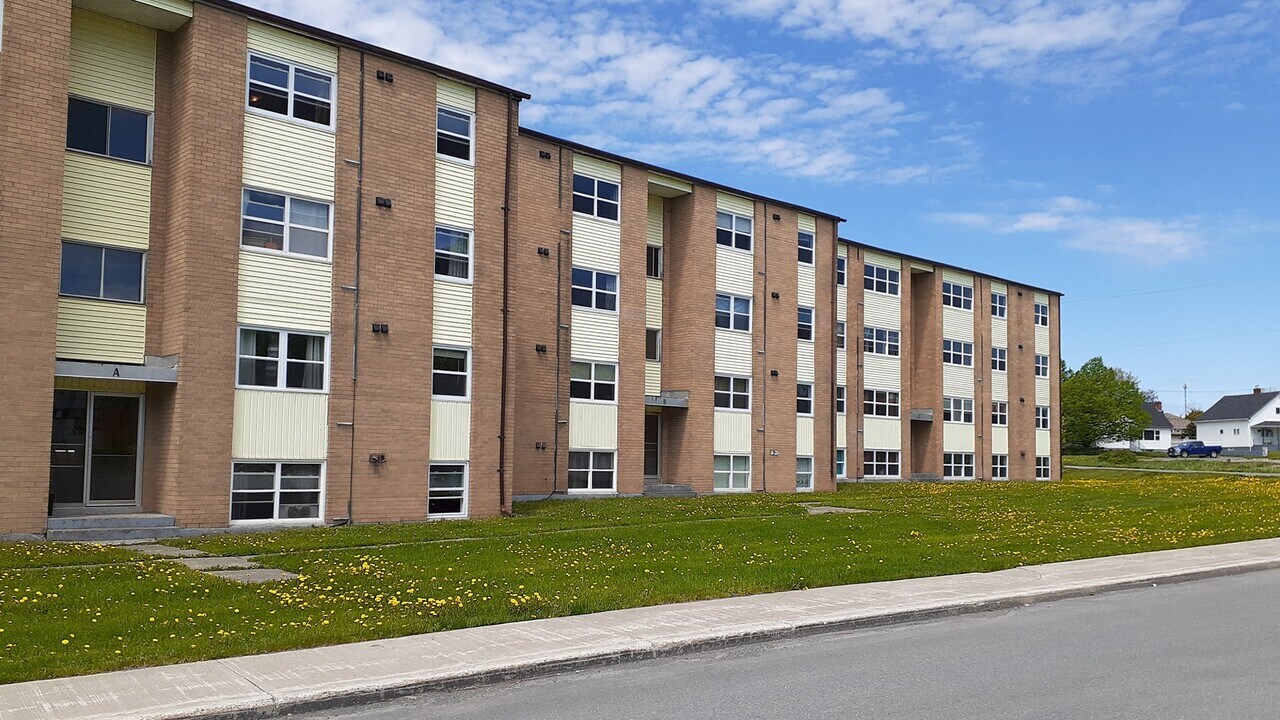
[0,0,1061,538]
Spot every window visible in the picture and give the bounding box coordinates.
[646,329,661,362]
[428,464,467,517]
[715,293,752,332]
[713,455,751,492]
[863,327,900,357]
[864,450,900,479]
[437,106,474,162]
[864,389,900,418]
[714,376,751,411]
[570,361,617,402]
[237,328,327,391]
[942,281,973,310]
[571,267,618,311]
[432,347,470,399]
[798,307,814,341]
[645,414,661,477]
[1036,456,1051,480]
[568,451,615,491]
[943,339,974,367]
[231,462,321,521]
[797,384,814,415]
[835,321,846,350]
[992,455,1009,480]
[943,453,975,480]
[66,97,149,163]
[572,174,620,221]
[798,231,814,264]
[1035,303,1050,327]
[59,242,144,303]
[835,386,847,415]
[991,292,1007,318]
[991,347,1008,372]
[1035,354,1050,377]
[716,211,753,251]
[943,397,974,424]
[247,53,334,127]
[1036,405,1051,430]
[241,189,332,259]
[1143,429,1161,441]
[647,246,663,279]
[836,257,847,286]
[864,264,900,295]
[835,449,847,479]
[992,401,1009,427]
[796,457,814,492]
[434,226,471,280]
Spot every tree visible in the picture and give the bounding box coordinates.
[1184,408,1203,440]
[1061,357,1149,451]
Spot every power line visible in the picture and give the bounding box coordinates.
[1062,271,1274,304]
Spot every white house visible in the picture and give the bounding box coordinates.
[1100,402,1175,452]
[1195,389,1280,451]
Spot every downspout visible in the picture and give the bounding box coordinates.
[497,93,517,516]
[344,51,368,524]
[542,148,567,502]
[760,202,769,493]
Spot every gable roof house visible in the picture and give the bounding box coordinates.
[1099,402,1176,452]
[1195,389,1280,451]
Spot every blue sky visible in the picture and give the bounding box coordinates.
[244,0,1279,414]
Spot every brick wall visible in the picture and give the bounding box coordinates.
[759,205,799,493]
[616,166,649,495]
[974,277,993,479]
[1007,285,1037,480]
[908,271,942,478]
[812,217,837,491]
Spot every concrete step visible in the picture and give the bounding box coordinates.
[643,484,697,499]
[46,526,190,543]
[47,513,176,531]
[909,473,943,482]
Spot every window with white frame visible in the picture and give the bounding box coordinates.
[835,449,847,478]
[797,307,814,341]
[796,456,814,491]
[836,386,846,414]
[572,174,620,221]
[863,327,900,357]
[231,462,322,521]
[59,242,145,303]
[797,384,814,415]
[1143,429,1161,441]
[991,292,1007,318]
[992,401,1009,427]
[428,463,467,517]
[836,257,847,286]
[1036,405,1050,430]
[646,329,661,362]
[570,361,617,402]
[436,106,474,163]
[1035,354,1050,377]
[942,281,973,310]
[66,97,150,164]
[864,264,900,295]
[568,450,615,491]
[571,267,618,311]
[943,397,974,424]
[943,453,975,479]
[241,189,332,259]
[247,53,333,127]
[715,293,752,331]
[432,347,470,399]
[714,375,751,411]
[434,226,471,280]
[1034,302,1050,327]
[798,231,814,264]
[992,455,1009,480]
[716,211,753,251]
[835,321,846,350]
[943,339,974,367]
[647,246,663,279]
[1036,456,1051,480]
[237,328,327,391]
[864,389,900,418]
[713,454,751,491]
[864,450,900,478]
[991,347,1008,372]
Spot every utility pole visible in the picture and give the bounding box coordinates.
[1184,383,1188,417]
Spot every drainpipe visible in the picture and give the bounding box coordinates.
[497,93,518,516]
[760,202,769,493]
[342,51,368,525]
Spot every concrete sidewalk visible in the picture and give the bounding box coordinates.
[7,538,1280,720]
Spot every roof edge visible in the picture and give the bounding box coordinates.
[841,238,1064,297]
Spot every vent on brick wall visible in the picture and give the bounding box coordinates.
[375,197,393,208]
[376,70,394,83]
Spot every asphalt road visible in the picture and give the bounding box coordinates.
[295,569,1280,720]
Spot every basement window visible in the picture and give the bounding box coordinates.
[231,462,322,521]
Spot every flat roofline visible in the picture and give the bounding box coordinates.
[841,238,1064,297]
[196,0,532,100]
[520,127,846,223]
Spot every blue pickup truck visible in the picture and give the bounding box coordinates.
[1167,441,1223,458]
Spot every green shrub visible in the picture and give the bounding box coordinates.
[1098,449,1140,465]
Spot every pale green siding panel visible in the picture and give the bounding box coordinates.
[863,250,901,269]
[436,77,476,112]
[714,328,752,376]
[572,216,621,274]
[1036,378,1051,406]
[942,307,974,342]
[1036,430,1051,456]
[716,192,754,217]
[1035,326,1050,354]
[942,269,974,286]
[797,341,815,383]
[645,278,663,328]
[645,362,661,396]
[798,264,815,305]
[647,195,664,246]
[432,281,473,346]
[864,292,902,331]
[62,152,152,249]
[232,389,329,460]
[247,21,338,72]
[648,173,691,195]
[837,285,847,321]
[838,244,848,258]
[435,160,475,229]
[991,370,1009,401]
[715,246,753,296]
[70,10,156,111]
[570,309,618,363]
[992,427,1010,454]
[796,417,815,456]
[798,214,817,233]
[430,400,472,461]
[1034,291,1050,304]
[243,113,336,200]
[991,280,1008,294]
[943,423,976,453]
[836,349,847,385]
[943,365,974,397]
[836,415,847,450]
[573,154,621,183]
[992,318,1008,348]
[137,0,193,18]
[569,403,618,451]
[713,411,752,454]
[863,417,902,451]
[864,356,902,391]
[56,298,146,364]
[238,252,333,333]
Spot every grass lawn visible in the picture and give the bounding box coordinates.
[1064,454,1280,475]
[4,476,1280,684]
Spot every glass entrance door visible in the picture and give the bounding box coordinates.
[50,391,142,507]
[50,391,89,505]
[644,413,661,479]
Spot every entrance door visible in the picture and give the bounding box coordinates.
[50,391,142,507]
[644,413,661,479]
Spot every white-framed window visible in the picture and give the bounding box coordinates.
[231,462,322,522]
[1035,354,1050,377]
[572,174,619,221]
[570,361,617,402]
[437,106,474,163]
[714,375,751,411]
[237,327,328,391]
[647,246,663,279]
[1036,456,1051,480]
[432,346,470,399]
[1036,405,1051,430]
[716,211,753,251]
[943,397,974,424]
[714,454,751,492]
[59,241,145,303]
[798,307,814,341]
[247,53,334,129]
[863,327,900,357]
[1034,302,1050,327]
[434,226,472,281]
[798,231,815,264]
[943,339,974,367]
[835,449,847,479]
[836,257,847,286]
[991,292,1007,318]
[992,401,1009,427]
[835,321,846,350]
[66,96,151,164]
[942,281,973,310]
[864,389,900,418]
[796,456,814,492]
[715,293,752,332]
[836,386,847,415]
[571,267,618,311]
[1143,429,1161,441]
[864,264,900,295]
[568,450,615,492]
[428,463,468,518]
[992,455,1009,480]
[646,329,661,362]
[864,450,900,479]
[797,384,814,415]
[991,347,1008,372]
[241,189,332,260]
[944,452,975,480]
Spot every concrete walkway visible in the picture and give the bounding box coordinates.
[6,538,1280,720]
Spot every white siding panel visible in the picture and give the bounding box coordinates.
[838,245,849,258]
[573,216,621,273]
[569,403,618,450]
[1035,326,1050,355]
[436,160,475,229]
[837,286,847,321]
[992,318,1008,349]
[836,415,847,449]
[647,196,664,245]
[648,174,691,195]
[433,281,473,346]
[863,417,902,451]
[992,427,1009,455]
[797,214,817,233]
[56,298,147,364]
[797,265,816,306]
[991,371,1009,401]
[430,400,472,461]
[797,417,815,456]
[943,423,976,453]
[864,292,901,330]
[70,10,156,111]
[942,269,974,286]
[571,309,619,363]
[1036,378,1050,406]
[645,362,661,396]
[713,411,753,454]
[1034,292,1050,305]
[715,246,754,296]
[943,365,975,397]
[645,278,663,328]
[62,152,152,249]
[573,155,622,183]
[863,251,901,269]
[836,350,847,386]
[991,281,1008,294]
[243,114,336,200]
[863,356,902,391]
[797,342,815,383]
[1036,430,1051,456]
[248,21,338,72]
[238,252,333,333]
[436,78,476,112]
[716,192,754,217]
[714,329,753,375]
[232,389,329,460]
[942,307,974,342]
